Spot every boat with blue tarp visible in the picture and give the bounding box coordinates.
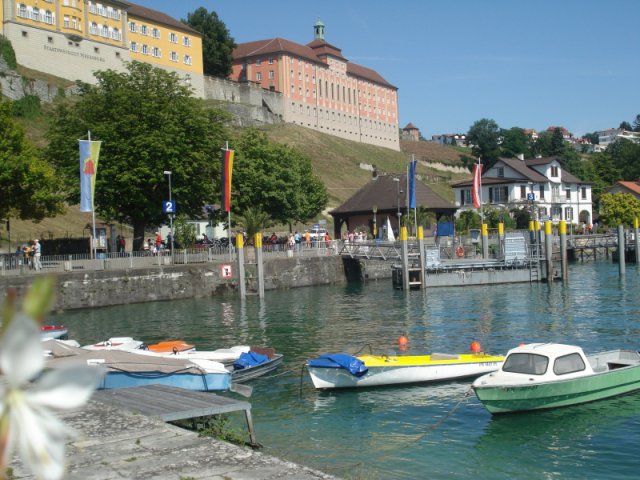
[307,345,503,389]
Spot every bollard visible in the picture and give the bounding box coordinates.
[529,220,536,245]
[544,220,553,282]
[400,226,409,291]
[417,226,426,290]
[618,224,625,276]
[254,233,265,299]
[559,220,568,281]
[236,233,246,300]
[482,223,489,259]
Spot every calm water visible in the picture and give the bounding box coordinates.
[53,262,640,479]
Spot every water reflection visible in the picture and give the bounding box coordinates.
[473,394,640,479]
[51,262,640,480]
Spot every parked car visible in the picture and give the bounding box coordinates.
[308,228,328,240]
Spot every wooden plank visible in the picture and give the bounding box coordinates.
[93,385,251,422]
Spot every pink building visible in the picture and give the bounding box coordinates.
[230,20,399,150]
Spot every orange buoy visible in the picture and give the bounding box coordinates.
[470,341,482,353]
[398,335,409,351]
[456,245,465,257]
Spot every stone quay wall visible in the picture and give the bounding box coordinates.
[0,256,390,311]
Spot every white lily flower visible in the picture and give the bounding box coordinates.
[0,314,103,480]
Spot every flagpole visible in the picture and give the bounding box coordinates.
[405,162,409,233]
[413,155,417,233]
[225,141,231,258]
[88,130,97,260]
[478,157,484,224]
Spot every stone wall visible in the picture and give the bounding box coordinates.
[0,56,77,102]
[0,256,382,311]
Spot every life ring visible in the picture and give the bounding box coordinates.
[456,245,465,257]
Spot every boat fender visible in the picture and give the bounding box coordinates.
[456,245,465,257]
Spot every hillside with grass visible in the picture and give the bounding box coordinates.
[4,95,470,247]
[256,123,470,208]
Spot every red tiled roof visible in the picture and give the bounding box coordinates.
[403,123,418,130]
[233,38,396,89]
[347,61,395,89]
[306,39,346,60]
[617,181,640,195]
[122,1,201,35]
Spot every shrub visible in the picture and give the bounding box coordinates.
[12,95,41,118]
[0,35,17,70]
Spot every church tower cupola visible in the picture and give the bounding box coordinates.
[314,19,325,40]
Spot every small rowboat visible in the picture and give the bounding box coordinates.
[83,337,144,351]
[146,340,195,354]
[40,325,68,340]
[44,339,231,392]
[307,350,504,389]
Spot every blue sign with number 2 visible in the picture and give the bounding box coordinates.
[163,200,176,214]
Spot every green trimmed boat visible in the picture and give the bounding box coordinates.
[472,343,640,414]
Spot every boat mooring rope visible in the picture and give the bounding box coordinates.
[420,386,473,435]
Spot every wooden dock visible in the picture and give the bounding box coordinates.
[92,384,258,447]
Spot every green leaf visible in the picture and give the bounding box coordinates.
[23,277,55,322]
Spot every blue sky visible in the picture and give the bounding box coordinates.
[135,0,639,139]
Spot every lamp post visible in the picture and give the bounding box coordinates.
[163,170,174,260]
[372,205,377,239]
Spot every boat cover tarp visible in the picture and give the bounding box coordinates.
[307,354,368,377]
[233,351,269,370]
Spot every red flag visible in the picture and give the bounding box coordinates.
[221,149,234,213]
[472,163,483,209]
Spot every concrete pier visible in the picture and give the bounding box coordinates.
[10,398,337,480]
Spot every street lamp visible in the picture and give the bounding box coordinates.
[163,170,174,260]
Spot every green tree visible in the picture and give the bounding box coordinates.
[607,138,640,180]
[550,128,565,156]
[467,119,501,168]
[500,127,532,159]
[0,35,17,70]
[235,206,271,240]
[184,8,236,77]
[0,101,64,222]
[599,193,640,227]
[619,121,633,131]
[455,210,481,233]
[232,129,328,225]
[45,61,228,250]
[633,114,640,132]
[582,132,599,144]
[173,213,196,249]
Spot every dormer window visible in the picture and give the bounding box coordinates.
[551,165,559,177]
[497,167,504,178]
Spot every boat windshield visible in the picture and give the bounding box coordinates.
[502,353,548,375]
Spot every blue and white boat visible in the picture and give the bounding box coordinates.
[43,339,231,392]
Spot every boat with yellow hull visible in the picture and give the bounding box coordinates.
[307,351,504,389]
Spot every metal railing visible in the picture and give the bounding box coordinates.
[0,240,344,277]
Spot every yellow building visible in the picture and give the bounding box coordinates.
[0,0,204,95]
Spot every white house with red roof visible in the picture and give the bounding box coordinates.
[229,20,399,150]
[452,156,593,226]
